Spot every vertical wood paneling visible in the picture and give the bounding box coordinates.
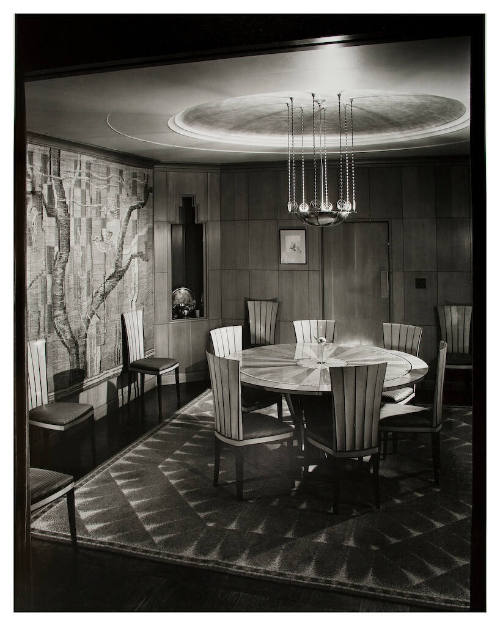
[390,219,404,271]
[167,171,208,223]
[249,220,278,269]
[436,219,471,271]
[154,272,169,324]
[206,221,221,270]
[221,221,249,269]
[154,323,169,357]
[249,270,278,300]
[402,166,435,218]
[154,222,169,273]
[208,172,221,222]
[248,169,284,219]
[221,270,250,320]
[279,271,309,321]
[208,269,222,319]
[435,164,471,218]
[403,219,437,271]
[221,170,248,220]
[437,272,472,305]
[403,271,438,326]
[369,167,402,218]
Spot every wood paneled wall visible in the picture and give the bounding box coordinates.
[153,165,221,382]
[219,159,472,373]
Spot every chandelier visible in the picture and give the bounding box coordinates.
[286,93,356,227]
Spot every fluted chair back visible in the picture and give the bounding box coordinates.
[328,363,387,457]
[293,319,336,343]
[433,341,448,428]
[123,309,145,363]
[383,322,422,356]
[210,326,243,357]
[438,305,472,354]
[247,299,279,346]
[27,339,49,410]
[207,351,243,442]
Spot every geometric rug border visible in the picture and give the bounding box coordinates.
[31,391,471,612]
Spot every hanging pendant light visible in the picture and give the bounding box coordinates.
[286,93,357,227]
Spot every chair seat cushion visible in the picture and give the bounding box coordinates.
[130,357,179,374]
[382,387,414,403]
[242,386,280,411]
[30,467,73,505]
[380,403,433,430]
[446,352,472,367]
[242,411,294,440]
[29,402,93,427]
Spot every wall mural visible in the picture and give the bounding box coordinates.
[26,142,154,394]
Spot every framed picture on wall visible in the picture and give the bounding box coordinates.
[280,229,307,264]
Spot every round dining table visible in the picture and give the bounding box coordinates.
[231,343,428,396]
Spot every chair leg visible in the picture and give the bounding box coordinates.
[371,453,381,510]
[285,394,295,423]
[332,458,341,514]
[175,366,181,409]
[302,439,311,479]
[156,374,162,422]
[432,432,441,485]
[286,438,295,480]
[235,448,245,501]
[213,437,221,487]
[127,372,132,406]
[90,418,96,467]
[66,489,77,545]
[140,373,145,415]
[277,397,283,422]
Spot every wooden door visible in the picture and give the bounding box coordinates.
[323,222,390,346]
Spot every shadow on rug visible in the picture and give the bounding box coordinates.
[32,390,472,610]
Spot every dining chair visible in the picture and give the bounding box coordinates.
[28,339,95,462]
[30,467,77,544]
[246,299,279,347]
[302,362,387,512]
[210,325,284,420]
[438,305,472,370]
[381,322,423,405]
[380,340,447,484]
[293,319,336,343]
[207,351,295,500]
[123,309,180,421]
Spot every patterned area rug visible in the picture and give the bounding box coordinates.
[32,391,472,610]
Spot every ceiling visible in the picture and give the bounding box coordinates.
[25,36,471,164]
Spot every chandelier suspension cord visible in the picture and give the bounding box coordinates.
[291,97,296,206]
[301,107,306,207]
[312,94,317,207]
[344,103,349,205]
[319,104,324,208]
[338,93,343,204]
[323,106,328,207]
[287,102,291,206]
[350,98,356,212]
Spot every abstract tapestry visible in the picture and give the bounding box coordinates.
[26,142,154,393]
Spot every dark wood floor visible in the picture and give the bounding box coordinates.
[26,375,471,612]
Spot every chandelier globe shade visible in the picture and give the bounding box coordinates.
[286,93,357,227]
